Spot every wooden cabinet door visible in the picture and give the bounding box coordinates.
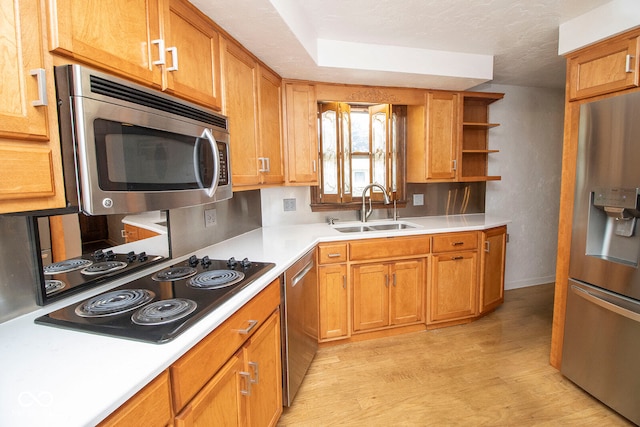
[244,311,282,427]
[318,264,349,340]
[283,83,318,185]
[223,40,260,187]
[429,251,478,323]
[1,0,48,140]
[568,34,640,100]
[164,0,221,109]
[426,92,459,180]
[352,263,389,332]
[389,259,425,325]
[257,66,284,185]
[48,0,162,87]
[174,353,244,427]
[480,226,506,314]
[99,371,173,427]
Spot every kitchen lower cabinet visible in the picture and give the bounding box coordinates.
[480,226,506,314]
[98,370,173,427]
[174,311,282,427]
[352,259,425,332]
[317,243,349,341]
[429,250,478,324]
[170,279,281,424]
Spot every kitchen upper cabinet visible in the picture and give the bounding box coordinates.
[568,31,640,101]
[222,38,283,189]
[163,0,222,109]
[429,232,479,324]
[0,0,66,214]
[98,371,173,427]
[480,226,507,314]
[283,83,319,185]
[47,0,222,109]
[407,91,459,182]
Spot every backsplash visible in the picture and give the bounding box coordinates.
[260,183,485,227]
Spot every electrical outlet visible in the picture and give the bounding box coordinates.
[283,198,296,212]
[204,208,217,227]
[413,193,424,206]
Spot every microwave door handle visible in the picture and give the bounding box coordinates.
[194,129,220,197]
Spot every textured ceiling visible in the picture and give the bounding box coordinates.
[191,0,612,90]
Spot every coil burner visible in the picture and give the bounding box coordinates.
[45,280,66,295]
[44,259,93,275]
[80,261,128,276]
[75,289,155,317]
[131,299,197,325]
[151,266,198,282]
[187,270,245,289]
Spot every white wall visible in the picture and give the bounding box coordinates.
[262,84,566,290]
[477,83,565,289]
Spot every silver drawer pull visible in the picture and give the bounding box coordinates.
[235,319,258,335]
[451,241,464,246]
[451,256,464,260]
[327,253,342,258]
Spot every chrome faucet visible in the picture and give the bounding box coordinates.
[361,183,391,223]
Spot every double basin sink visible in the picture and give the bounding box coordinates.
[332,221,419,233]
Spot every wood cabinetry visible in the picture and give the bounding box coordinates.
[222,39,283,189]
[350,237,428,333]
[122,224,160,243]
[317,243,349,341]
[283,83,319,185]
[407,92,459,182]
[428,232,479,325]
[352,259,424,332]
[98,370,173,427]
[171,279,281,425]
[480,226,507,314]
[48,0,222,109]
[0,0,66,214]
[459,93,503,181]
[567,31,640,101]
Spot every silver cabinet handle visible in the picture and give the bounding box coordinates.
[393,273,397,287]
[151,39,166,66]
[328,253,342,258]
[248,361,259,384]
[484,241,491,253]
[384,274,389,288]
[239,371,252,396]
[342,275,346,289]
[451,241,464,246]
[166,46,178,71]
[451,256,464,260]
[312,160,317,172]
[29,69,47,106]
[452,159,457,171]
[235,319,258,334]
[625,54,634,73]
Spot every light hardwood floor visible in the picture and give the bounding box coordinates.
[278,284,634,426]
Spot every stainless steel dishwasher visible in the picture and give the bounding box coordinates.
[281,248,318,406]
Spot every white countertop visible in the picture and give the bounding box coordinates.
[0,214,508,427]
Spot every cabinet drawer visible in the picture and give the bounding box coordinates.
[98,371,172,427]
[349,236,430,261]
[170,278,280,412]
[318,243,348,264]
[432,232,478,253]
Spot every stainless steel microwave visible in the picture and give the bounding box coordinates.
[54,64,232,215]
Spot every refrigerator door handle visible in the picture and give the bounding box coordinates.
[571,284,640,322]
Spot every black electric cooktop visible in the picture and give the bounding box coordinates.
[35,255,275,343]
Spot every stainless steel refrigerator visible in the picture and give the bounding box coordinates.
[562,90,640,425]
